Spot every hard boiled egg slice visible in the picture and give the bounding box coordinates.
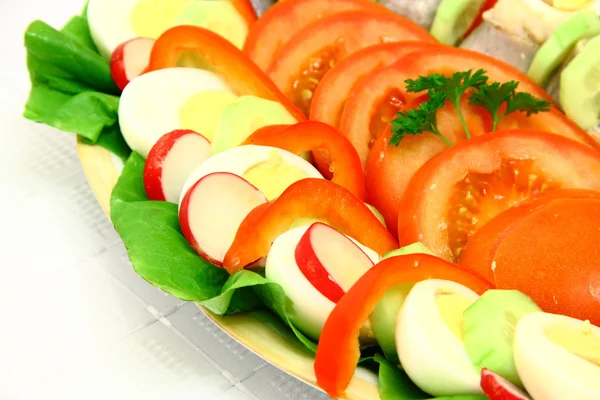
[265,225,379,340]
[179,145,322,204]
[88,0,249,59]
[514,312,600,400]
[396,279,482,397]
[119,67,234,158]
[88,0,192,59]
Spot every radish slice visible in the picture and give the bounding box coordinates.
[179,172,267,265]
[481,368,532,400]
[110,37,155,90]
[295,222,374,302]
[144,129,211,203]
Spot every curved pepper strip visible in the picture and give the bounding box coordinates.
[244,121,367,200]
[229,0,258,28]
[146,26,305,122]
[314,254,494,399]
[223,178,397,274]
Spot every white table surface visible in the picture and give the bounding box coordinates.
[0,2,330,399]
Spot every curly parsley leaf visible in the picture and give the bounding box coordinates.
[403,69,488,139]
[389,70,551,147]
[470,81,552,131]
[390,90,451,146]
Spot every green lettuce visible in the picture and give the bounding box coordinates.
[23,9,130,159]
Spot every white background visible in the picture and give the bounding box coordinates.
[0,1,330,399]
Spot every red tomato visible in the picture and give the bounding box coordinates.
[267,10,435,116]
[459,189,600,282]
[343,46,557,166]
[243,0,387,71]
[492,197,600,325]
[496,108,600,151]
[365,99,487,234]
[397,130,600,262]
[310,41,441,129]
[309,41,442,175]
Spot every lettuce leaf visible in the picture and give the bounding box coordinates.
[110,153,317,351]
[23,11,130,159]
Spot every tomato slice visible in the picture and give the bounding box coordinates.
[223,178,397,274]
[342,46,560,166]
[309,41,442,175]
[314,254,494,399]
[267,10,435,116]
[244,121,366,200]
[492,197,600,326]
[496,108,600,151]
[459,189,600,282]
[397,130,600,262]
[310,41,441,129]
[146,25,305,122]
[365,99,487,233]
[243,0,387,71]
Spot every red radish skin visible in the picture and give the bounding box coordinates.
[295,222,374,303]
[481,369,532,400]
[144,129,211,203]
[179,172,267,266]
[111,37,155,90]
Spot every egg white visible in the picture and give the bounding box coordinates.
[265,225,379,340]
[179,145,323,205]
[88,0,193,59]
[118,67,232,158]
[514,312,600,400]
[396,279,482,397]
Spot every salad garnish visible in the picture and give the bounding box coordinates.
[390,69,552,145]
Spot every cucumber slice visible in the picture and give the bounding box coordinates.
[462,290,541,387]
[560,34,600,130]
[368,243,436,364]
[430,0,486,45]
[174,1,249,49]
[528,11,600,85]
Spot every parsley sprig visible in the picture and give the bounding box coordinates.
[389,90,450,146]
[390,69,552,146]
[470,81,552,131]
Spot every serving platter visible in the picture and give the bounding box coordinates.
[76,137,381,400]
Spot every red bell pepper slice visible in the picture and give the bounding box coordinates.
[228,0,258,28]
[223,178,397,274]
[244,121,367,200]
[146,25,305,122]
[462,0,498,39]
[314,254,494,398]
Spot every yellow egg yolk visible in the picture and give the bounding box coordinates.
[435,290,474,341]
[546,321,600,367]
[131,0,189,38]
[179,91,238,142]
[545,0,594,11]
[242,151,307,201]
